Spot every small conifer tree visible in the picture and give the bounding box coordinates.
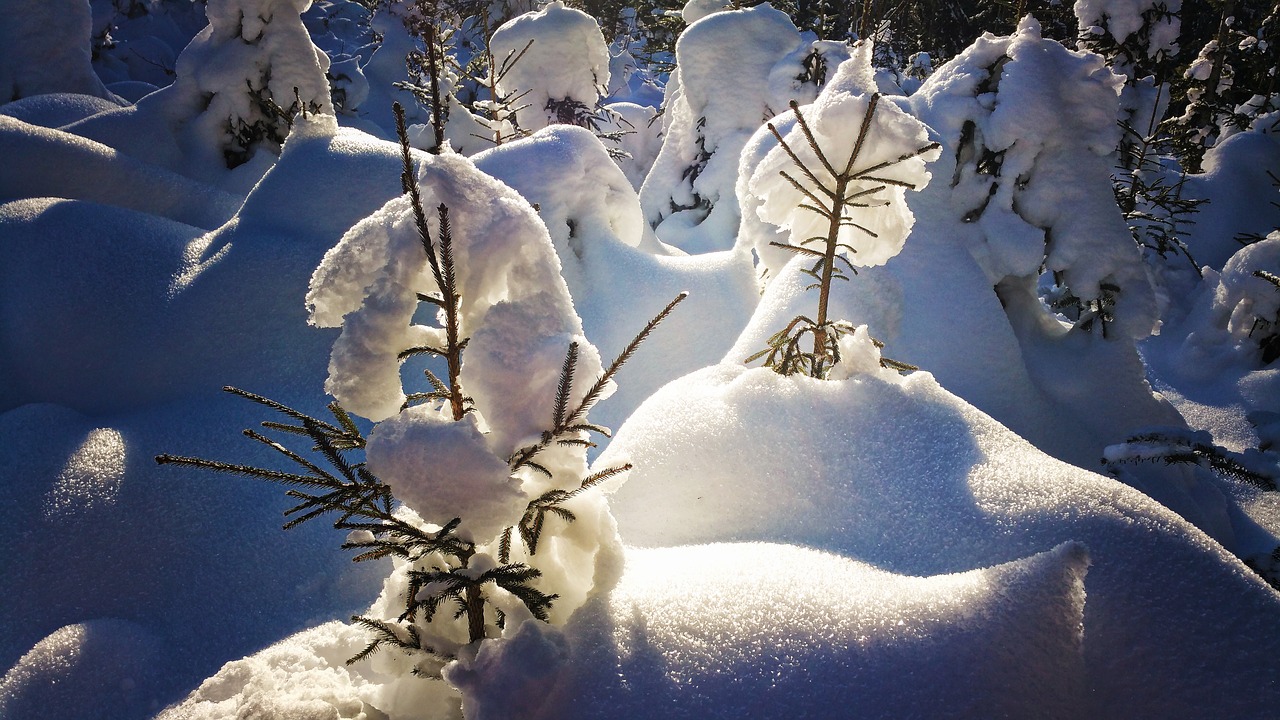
[744,54,939,378]
[158,101,685,681]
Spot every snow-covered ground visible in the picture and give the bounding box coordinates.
[2,0,1279,718]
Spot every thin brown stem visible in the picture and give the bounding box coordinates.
[465,584,486,643]
[436,205,467,421]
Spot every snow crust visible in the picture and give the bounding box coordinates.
[452,541,1092,720]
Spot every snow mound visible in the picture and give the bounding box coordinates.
[473,126,760,429]
[0,92,122,128]
[0,619,168,720]
[602,363,1280,716]
[154,622,462,720]
[0,116,241,229]
[451,541,1091,720]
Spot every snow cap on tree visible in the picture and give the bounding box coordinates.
[307,149,604,457]
[639,3,851,253]
[910,16,1159,339]
[365,405,525,541]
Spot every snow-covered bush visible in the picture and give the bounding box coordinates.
[0,0,115,101]
[639,3,851,252]
[1076,0,1202,302]
[163,0,335,168]
[471,124,760,428]
[1176,232,1280,368]
[488,1,611,134]
[157,114,687,716]
[910,16,1159,341]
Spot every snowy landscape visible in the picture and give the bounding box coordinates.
[1,0,1278,717]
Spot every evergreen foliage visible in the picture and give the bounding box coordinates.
[1104,427,1279,491]
[1164,1,1279,172]
[1251,268,1280,364]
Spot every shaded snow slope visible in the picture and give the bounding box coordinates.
[0,116,241,229]
[473,126,759,429]
[0,118,409,717]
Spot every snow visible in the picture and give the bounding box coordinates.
[451,541,1093,720]
[471,125,759,429]
[0,115,242,229]
[601,362,1280,717]
[639,4,849,253]
[2,3,1279,719]
[366,406,524,542]
[0,0,115,102]
[744,45,940,271]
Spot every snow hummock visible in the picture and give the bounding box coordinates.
[601,361,1280,717]
[449,541,1092,719]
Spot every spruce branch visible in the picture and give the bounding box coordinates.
[394,106,471,420]
[1105,428,1278,491]
[407,561,557,643]
[517,463,633,554]
[509,292,687,473]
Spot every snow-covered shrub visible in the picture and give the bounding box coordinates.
[1104,426,1278,492]
[166,0,335,168]
[1178,232,1280,367]
[743,47,940,377]
[910,16,1159,341]
[0,0,115,102]
[488,1,611,134]
[639,3,851,253]
[158,114,685,716]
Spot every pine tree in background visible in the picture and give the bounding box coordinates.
[1075,0,1206,285]
[1165,0,1279,172]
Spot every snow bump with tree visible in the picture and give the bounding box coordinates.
[1,0,1279,718]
